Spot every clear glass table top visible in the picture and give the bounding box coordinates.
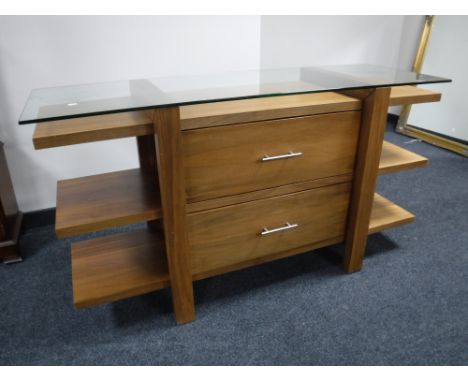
[18,64,451,124]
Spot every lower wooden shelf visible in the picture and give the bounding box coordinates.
[71,228,170,309]
[70,193,415,309]
[56,168,162,238]
[369,193,415,234]
[379,141,428,175]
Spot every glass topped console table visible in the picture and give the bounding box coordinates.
[19,65,450,324]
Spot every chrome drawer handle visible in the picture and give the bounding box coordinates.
[262,151,303,161]
[261,222,299,236]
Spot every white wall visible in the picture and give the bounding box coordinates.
[0,16,261,211]
[260,16,406,68]
[408,16,468,141]
[260,15,424,114]
[0,16,424,212]
[397,16,425,70]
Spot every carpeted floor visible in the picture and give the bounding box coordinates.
[1,125,467,365]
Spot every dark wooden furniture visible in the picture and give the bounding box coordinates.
[0,142,22,264]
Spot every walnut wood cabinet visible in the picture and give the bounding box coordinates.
[25,84,443,324]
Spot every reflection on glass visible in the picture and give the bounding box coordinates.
[19,65,451,124]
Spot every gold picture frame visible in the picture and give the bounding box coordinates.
[396,15,468,157]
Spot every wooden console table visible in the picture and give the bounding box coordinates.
[19,65,450,324]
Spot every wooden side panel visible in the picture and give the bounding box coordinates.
[152,107,196,324]
[344,87,391,273]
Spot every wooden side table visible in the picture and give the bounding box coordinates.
[0,142,22,264]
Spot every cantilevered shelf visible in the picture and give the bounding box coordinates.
[33,111,153,149]
[379,141,428,175]
[32,86,441,149]
[389,85,441,106]
[371,140,426,234]
[56,168,161,238]
[369,193,415,234]
[71,228,169,308]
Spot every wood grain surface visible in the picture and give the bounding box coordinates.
[180,92,361,129]
[152,107,196,324]
[188,182,351,275]
[343,87,391,273]
[72,228,169,309]
[33,111,153,149]
[56,168,161,238]
[183,111,360,202]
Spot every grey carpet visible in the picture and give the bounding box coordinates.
[1,125,467,365]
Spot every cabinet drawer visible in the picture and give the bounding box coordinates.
[188,182,351,275]
[183,111,360,202]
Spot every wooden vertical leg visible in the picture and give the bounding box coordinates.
[151,107,196,324]
[343,87,391,273]
[136,135,161,232]
[136,135,157,173]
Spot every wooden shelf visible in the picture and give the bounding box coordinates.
[71,228,170,309]
[31,86,441,149]
[56,168,161,238]
[379,141,428,175]
[389,86,441,106]
[33,111,153,149]
[31,86,440,149]
[68,195,412,309]
[369,193,414,234]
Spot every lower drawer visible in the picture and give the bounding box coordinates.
[188,182,351,275]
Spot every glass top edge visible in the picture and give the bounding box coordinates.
[18,81,451,125]
[18,65,452,125]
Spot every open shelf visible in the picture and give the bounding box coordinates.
[369,193,415,234]
[389,86,441,106]
[71,228,170,309]
[379,141,428,175]
[33,111,153,149]
[69,194,413,309]
[56,168,161,238]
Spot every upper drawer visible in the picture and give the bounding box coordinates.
[183,111,360,202]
